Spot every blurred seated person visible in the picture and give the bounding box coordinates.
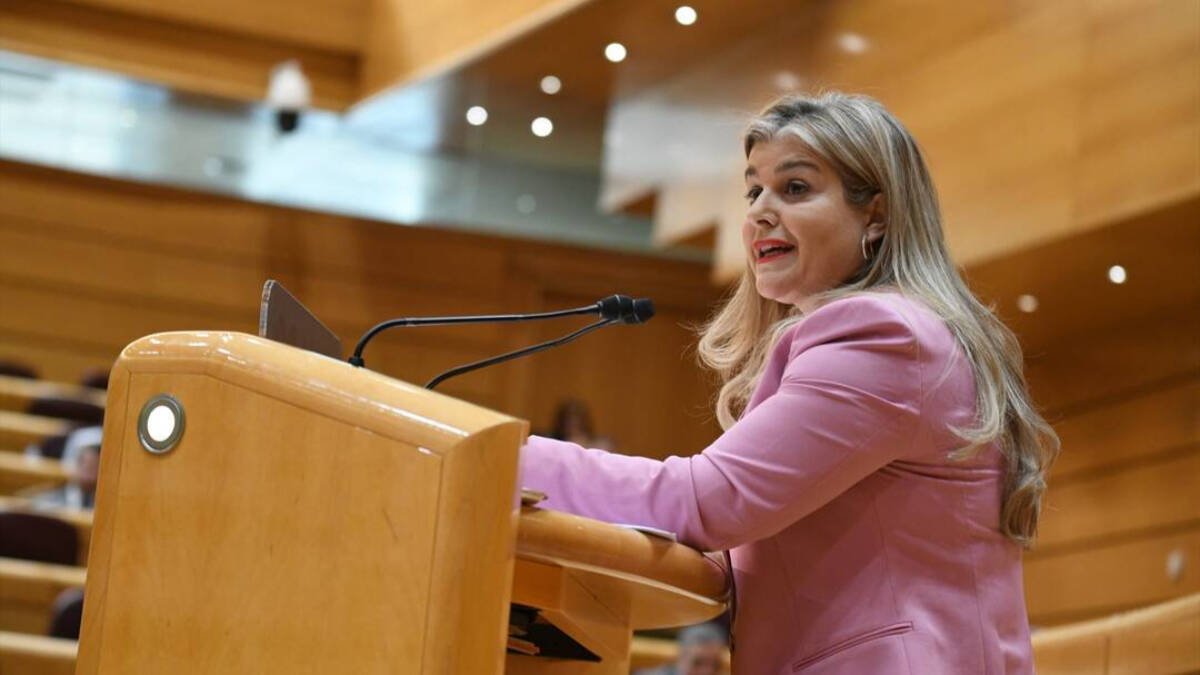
[79,366,110,391]
[0,359,38,379]
[21,425,102,509]
[550,398,616,451]
[635,623,728,675]
[47,587,85,640]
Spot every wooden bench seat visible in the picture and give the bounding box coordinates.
[0,557,86,635]
[0,453,67,495]
[0,411,73,452]
[1033,593,1200,674]
[0,631,76,675]
[0,375,106,414]
[0,496,92,564]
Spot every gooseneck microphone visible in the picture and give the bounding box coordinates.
[347,295,655,375]
[595,295,655,325]
[426,318,611,390]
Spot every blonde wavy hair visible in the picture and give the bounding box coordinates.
[697,92,1059,546]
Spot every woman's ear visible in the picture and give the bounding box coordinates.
[864,193,887,243]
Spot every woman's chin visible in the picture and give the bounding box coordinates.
[754,279,793,305]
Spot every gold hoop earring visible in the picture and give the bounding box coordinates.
[861,233,871,261]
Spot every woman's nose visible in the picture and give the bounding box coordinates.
[748,198,777,230]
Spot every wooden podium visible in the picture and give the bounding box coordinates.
[76,332,725,674]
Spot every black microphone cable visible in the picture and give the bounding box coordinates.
[424,317,618,390]
[348,294,651,368]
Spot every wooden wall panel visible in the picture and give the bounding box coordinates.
[0,165,512,293]
[1026,310,1200,417]
[1026,528,1200,625]
[1038,450,1199,550]
[1027,296,1200,625]
[0,337,114,385]
[1052,381,1200,478]
[524,290,718,458]
[0,226,510,348]
[0,160,723,454]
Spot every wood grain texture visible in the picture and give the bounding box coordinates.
[509,559,632,673]
[70,331,723,673]
[66,0,368,53]
[1032,593,1200,675]
[966,195,1199,360]
[1033,617,1113,675]
[0,501,725,634]
[0,375,107,414]
[0,0,360,109]
[362,0,585,99]
[1026,527,1200,625]
[0,557,85,635]
[1050,379,1200,479]
[0,411,71,451]
[1037,449,1200,551]
[1107,596,1200,675]
[0,453,66,495]
[516,508,726,620]
[78,332,525,674]
[1026,311,1200,417]
[1027,299,1195,624]
[0,160,723,457]
[657,0,1200,280]
[0,336,114,386]
[0,631,76,675]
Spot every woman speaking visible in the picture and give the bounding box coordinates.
[520,92,1059,674]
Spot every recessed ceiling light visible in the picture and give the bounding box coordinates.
[531,116,554,137]
[605,42,627,63]
[675,6,698,26]
[1017,294,1039,313]
[540,75,562,95]
[837,32,869,54]
[773,71,803,91]
[465,106,488,126]
[1108,265,1127,284]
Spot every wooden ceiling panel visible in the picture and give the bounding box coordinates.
[965,194,1200,357]
[0,0,361,109]
[1076,0,1200,226]
[586,0,1199,280]
[61,0,369,52]
[360,0,588,100]
[360,0,808,171]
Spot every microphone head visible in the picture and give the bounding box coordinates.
[628,298,655,324]
[597,294,654,324]
[597,295,630,321]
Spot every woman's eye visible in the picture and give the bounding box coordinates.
[744,187,762,203]
[786,181,809,195]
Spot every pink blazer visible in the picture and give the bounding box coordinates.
[520,293,1033,674]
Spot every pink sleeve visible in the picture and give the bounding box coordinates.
[519,295,925,552]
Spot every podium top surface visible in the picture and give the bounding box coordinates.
[517,507,727,628]
[118,331,517,449]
